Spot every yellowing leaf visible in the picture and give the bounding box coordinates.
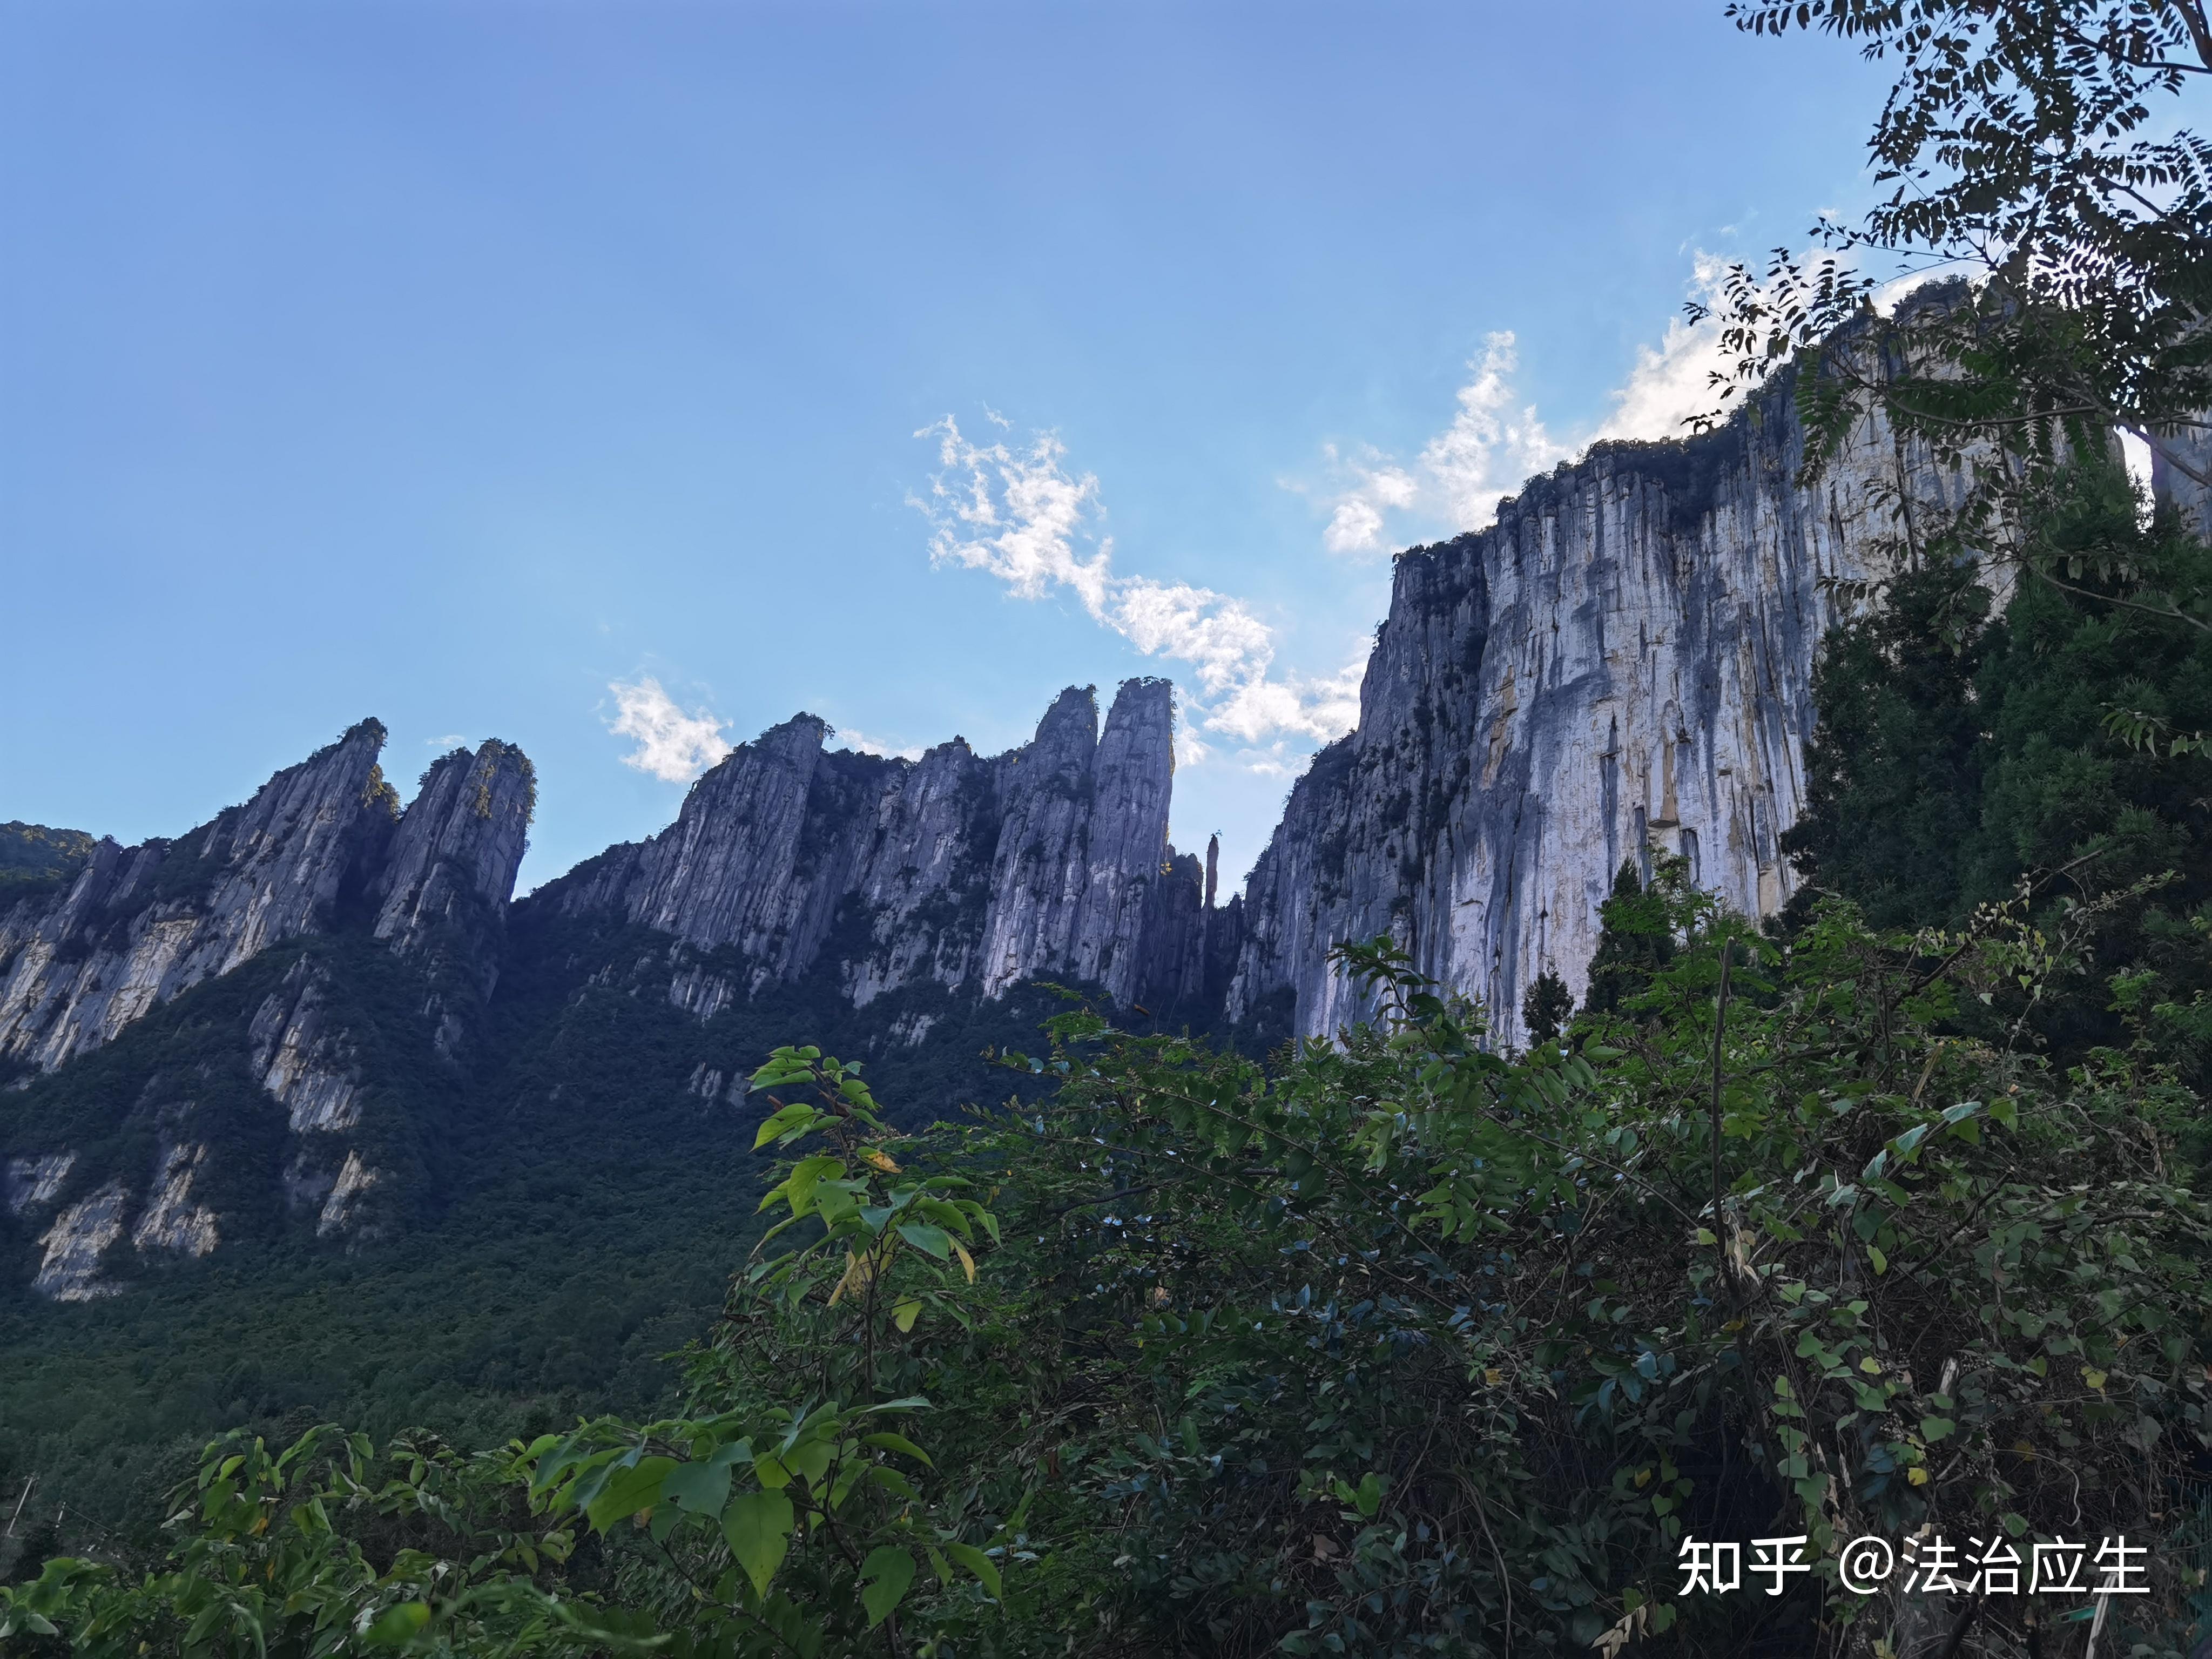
[827,1250,875,1307]
[953,1240,976,1283]
[860,1147,902,1175]
[1907,1466,1929,1487]
[893,1298,922,1332]
[2083,1367,2108,1391]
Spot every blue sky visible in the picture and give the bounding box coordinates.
[1,0,1892,892]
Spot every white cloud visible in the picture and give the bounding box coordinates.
[606,677,733,783]
[1320,454,1419,555]
[1418,333,1571,529]
[1310,335,1572,557]
[834,725,927,762]
[914,418,1361,758]
[1308,256,1777,557]
[1587,254,1736,446]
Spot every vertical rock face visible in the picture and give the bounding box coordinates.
[547,677,1190,1008]
[0,721,397,1071]
[0,723,538,1290]
[1226,367,1962,1044]
[372,740,537,997]
[979,679,1176,1001]
[0,725,536,1074]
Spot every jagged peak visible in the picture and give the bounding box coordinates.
[1031,684,1100,746]
[1105,677,1175,726]
[332,717,388,753]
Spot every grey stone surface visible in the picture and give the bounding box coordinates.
[371,740,536,995]
[548,677,1201,1009]
[0,727,536,1078]
[1226,368,1961,1045]
[0,721,397,1072]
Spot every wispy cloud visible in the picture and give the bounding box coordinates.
[913,419,1363,756]
[606,676,733,783]
[833,725,927,762]
[1311,258,1745,556]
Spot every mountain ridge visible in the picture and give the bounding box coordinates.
[0,320,2116,1302]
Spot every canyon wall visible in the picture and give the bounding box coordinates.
[1225,361,1965,1044]
[0,729,534,1290]
[543,676,1230,1017]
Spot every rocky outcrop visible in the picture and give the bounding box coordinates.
[370,740,536,996]
[0,729,534,1076]
[546,677,1217,1010]
[131,1141,219,1259]
[32,1181,128,1301]
[1225,361,1960,1044]
[0,726,535,1293]
[249,961,362,1135]
[0,721,398,1072]
[4,1152,74,1213]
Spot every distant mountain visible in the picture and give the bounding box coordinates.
[0,311,2040,1306]
[0,687,1229,1305]
[10,307,2194,1550]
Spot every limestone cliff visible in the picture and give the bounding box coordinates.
[1224,362,1959,1044]
[0,727,535,1075]
[0,721,398,1073]
[0,726,535,1289]
[543,677,1217,1014]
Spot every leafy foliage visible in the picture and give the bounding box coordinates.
[17,884,2209,1655]
[1785,462,2212,1073]
[1707,0,2212,640]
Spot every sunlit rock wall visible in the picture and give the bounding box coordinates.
[1226,363,1972,1045]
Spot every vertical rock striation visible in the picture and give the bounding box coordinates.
[545,677,1199,1009]
[0,726,535,1074]
[1225,363,1969,1045]
[0,721,398,1071]
[370,740,537,994]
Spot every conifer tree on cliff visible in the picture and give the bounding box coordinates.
[1582,860,1677,1017]
[1519,968,1575,1044]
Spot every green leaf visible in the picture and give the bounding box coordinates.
[892,1298,923,1332]
[1919,1417,1956,1443]
[785,1436,835,1488]
[860,1546,918,1627]
[363,1603,432,1647]
[861,1431,934,1467]
[1866,1244,1888,1275]
[865,1466,920,1500]
[944,1541,1003,1599]
[896,1222,952,1260]
[1353,1471,1384,1518]
[722,1489,794,1597]
[586,1455,677,1533]
[753,1103,819,1150]
[752,1454,794,1489]
[661,1460,732,1517]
